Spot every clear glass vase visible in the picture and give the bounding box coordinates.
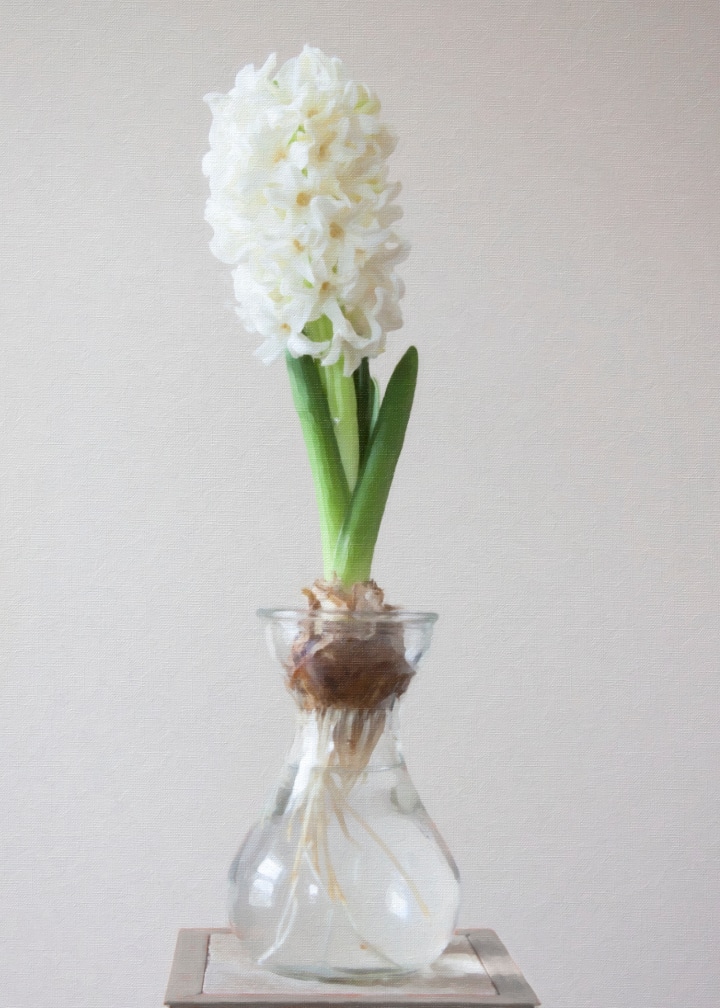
[228,607,461,980]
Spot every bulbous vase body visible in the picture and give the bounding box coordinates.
[228,609,460,980]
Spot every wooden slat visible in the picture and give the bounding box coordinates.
[466,931,540,1007]
[164,929,210,1004]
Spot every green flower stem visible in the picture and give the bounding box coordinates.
[286,353,350,578]
[333,346,418,586]
[305,318,359,492]
[323,360,359,491]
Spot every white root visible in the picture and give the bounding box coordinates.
[264,704,427,966]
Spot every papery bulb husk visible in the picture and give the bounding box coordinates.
[286,578,415,711]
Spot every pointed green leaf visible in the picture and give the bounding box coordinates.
[286,353,350,577]
[353,357,374,473]
[333,346,418,585]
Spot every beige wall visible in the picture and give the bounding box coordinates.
[2,2,718,1006]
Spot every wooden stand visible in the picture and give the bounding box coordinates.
[164,929,539,1008]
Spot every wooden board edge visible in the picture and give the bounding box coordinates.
[465,930,540,1007]
[169,997,525,1008]
[165,929,211,1004]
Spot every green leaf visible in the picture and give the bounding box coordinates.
[285,353,350,578]
[353,357,374,473]
[370,376,381,432]
[333,346,418,585]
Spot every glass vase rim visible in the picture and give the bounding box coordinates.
[257,607,439,627]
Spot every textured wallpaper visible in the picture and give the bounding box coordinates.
[1,2,718,1006]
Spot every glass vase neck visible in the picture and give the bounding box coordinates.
[258,607,438,711]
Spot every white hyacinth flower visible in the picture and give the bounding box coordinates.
[203,46,407,375]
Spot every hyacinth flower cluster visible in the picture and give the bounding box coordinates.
[203,47,417,589]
